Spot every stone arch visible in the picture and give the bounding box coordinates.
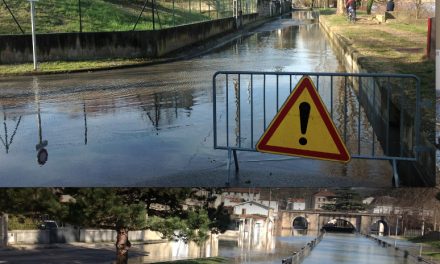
[370,219,389,236]
[292,216,308,230]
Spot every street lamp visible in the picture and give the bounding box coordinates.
[28,0,38,70]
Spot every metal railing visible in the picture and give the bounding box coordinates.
[212,71,422,186]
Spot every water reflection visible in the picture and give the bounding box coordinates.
[302,233,411,264]
[34,77,48,165]
[0,15,392,186]
[0,108,22,154]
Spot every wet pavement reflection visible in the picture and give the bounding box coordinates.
[126,231,411,264]
[302,233,411,264]
[0,14,392,186]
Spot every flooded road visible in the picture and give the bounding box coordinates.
[0,14,392,187]
[302,233,412,264]
[126,232,410,263]
[128,231,318,263]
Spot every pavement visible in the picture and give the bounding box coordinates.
[0,242,151,264]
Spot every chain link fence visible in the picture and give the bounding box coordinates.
[0,0,258,34]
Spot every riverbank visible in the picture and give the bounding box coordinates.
[319,8,436,186]
[318,9,435,126]
[409,235,440,262]
[318,9,434,99]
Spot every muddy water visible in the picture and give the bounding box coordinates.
[0,14,391,186]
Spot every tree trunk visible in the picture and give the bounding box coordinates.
[337,0,345,14]
[0,214,7,248]
[115,228,130,264]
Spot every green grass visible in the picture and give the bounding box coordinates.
[0,58,151,75]
[8,215,40,230]
[319,12,435,139]
[152,257,229,264]
[387,21,428,35]
[408,237,440,260]
[0,0,229,34]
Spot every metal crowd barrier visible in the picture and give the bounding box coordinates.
[213,71,422,186]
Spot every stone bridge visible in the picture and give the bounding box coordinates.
[279,210,393,235]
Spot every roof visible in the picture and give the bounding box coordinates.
[288,198,305,203]
[233,201,270,210]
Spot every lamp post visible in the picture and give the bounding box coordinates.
[28,0,38,70]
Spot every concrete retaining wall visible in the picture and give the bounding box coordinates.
[8,228,79,244]
[80,229,163,243]
[0,14,260,64]
[319,15,435,186]
[7,228,163,244]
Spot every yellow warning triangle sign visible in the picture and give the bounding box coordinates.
[256,76,350,163]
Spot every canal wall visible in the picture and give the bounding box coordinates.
[281,232,324,264]
[364,235,436,264]
[0,14,262,64]
[319,15,435,186]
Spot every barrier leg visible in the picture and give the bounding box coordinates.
[392,159,399,187]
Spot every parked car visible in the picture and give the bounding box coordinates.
[39,220,58,230]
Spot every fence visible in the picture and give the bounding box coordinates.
[366,234,438,264]
[281,231,324,264]
[0,0,259,34]
[213,71,422,186]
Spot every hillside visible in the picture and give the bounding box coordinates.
[0,0,231,34]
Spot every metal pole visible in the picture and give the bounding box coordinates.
[29,0,38,70]
[78,0,82,32]
[2,0,24,34]
[172,0,175,26]
[133,0,149,31]
[152,0,155,30]
[436,1,439,95]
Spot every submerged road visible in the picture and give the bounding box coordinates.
[302,233,412,264]
[0,14,392,187]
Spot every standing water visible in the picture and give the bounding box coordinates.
[0,13,391,187]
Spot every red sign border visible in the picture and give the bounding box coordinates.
[256,76,350,163]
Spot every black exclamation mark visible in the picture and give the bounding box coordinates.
[299,102,310,146]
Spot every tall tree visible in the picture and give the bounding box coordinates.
[337,0,346,14]
[67,188,147,264]
[0,188,66,218]
[321,189,366,212]
[0,188,66,248]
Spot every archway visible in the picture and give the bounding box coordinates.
[370,220,389,236]
[292,216,308,230]
[322,218,356,233]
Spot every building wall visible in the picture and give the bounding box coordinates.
[234,203,268,216]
